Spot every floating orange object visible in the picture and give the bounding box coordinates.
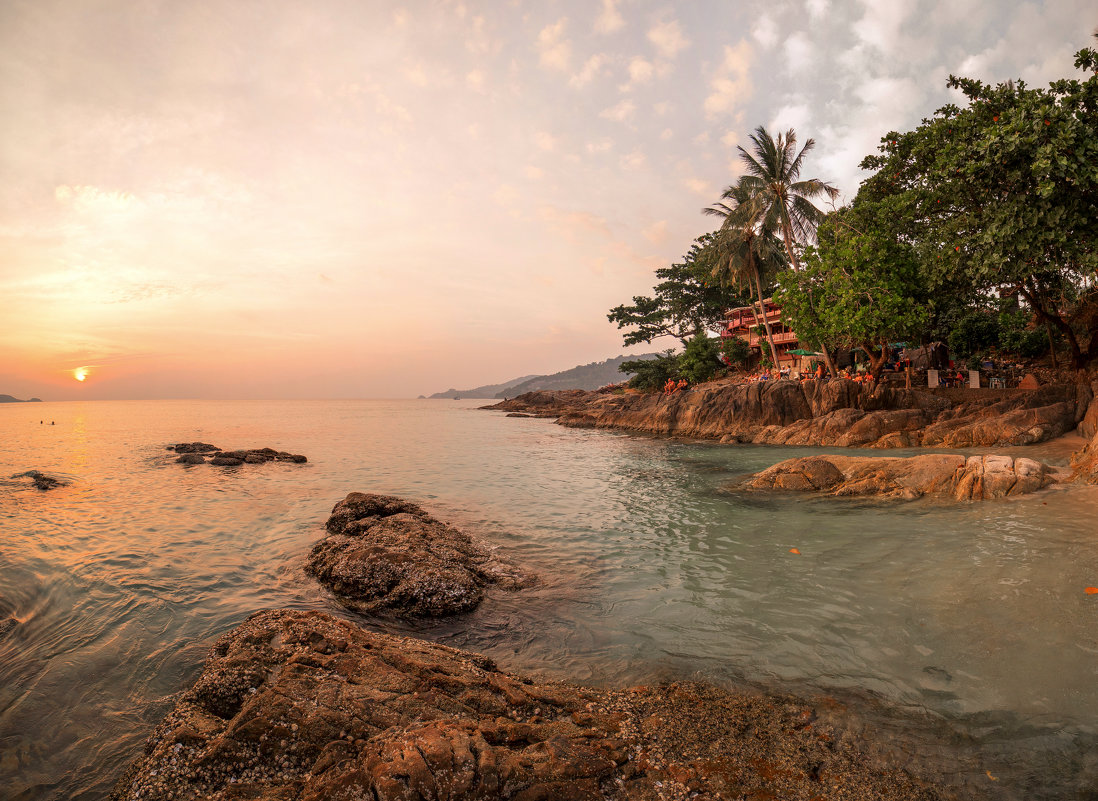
[789,548,801,555]
[1085,587,1098,594]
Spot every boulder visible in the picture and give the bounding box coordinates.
[168,444,308,466]
[176,453,206,464]
[741,453,1056,501]
[109,609,946,801]
[306,493,535,617]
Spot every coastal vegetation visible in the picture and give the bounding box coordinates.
[611,40,1098,382]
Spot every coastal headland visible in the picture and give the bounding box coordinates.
[485,379,1098,484]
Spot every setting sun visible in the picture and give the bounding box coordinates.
[73,367,88,382]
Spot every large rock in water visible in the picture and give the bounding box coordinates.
[741,453,1056,501]
[306,493,535,616]
[109,609,945,801]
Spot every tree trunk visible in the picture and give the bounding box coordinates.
[861,341,889,378]
[1046,321,1058,368]
[1019,281,1084,368]
[751,262,782,368]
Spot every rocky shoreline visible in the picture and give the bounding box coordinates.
[485,379,1098,485]
[110,609,949,801]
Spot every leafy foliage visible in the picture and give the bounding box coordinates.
[619,351,679,390]
[677,333,725,384]
[776,199,928,374]
[858,47,1098,366]
[607,234,750,347]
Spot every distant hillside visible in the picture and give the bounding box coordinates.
[494,354,658,398]
[428,375,540,400]
[0,394,42,403]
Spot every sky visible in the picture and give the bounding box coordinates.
[1,0,1093,400]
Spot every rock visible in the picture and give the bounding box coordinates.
[1018,373,1040,389]
[505,412,533,418]
[169,444,308,466]
[168,442,220,454]
[307,493,535,617]
[208,455,244,466]
[11,470,66,490]
[110,609,947,801]
[486,381,1086,449]
[741,453,1055,501]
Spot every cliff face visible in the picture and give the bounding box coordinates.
[485,380,1095,450]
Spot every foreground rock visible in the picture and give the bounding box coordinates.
[166,443,308,466]
[307,493,535,617]
[10,470,66,490]
[741,453,1056,501]
[486,381,1094,450]
[110,609,945,801]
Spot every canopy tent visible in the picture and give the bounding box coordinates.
[788,349,822,356]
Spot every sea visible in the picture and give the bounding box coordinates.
[1,399,1097,800]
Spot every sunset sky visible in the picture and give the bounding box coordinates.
[1,0,1093,400]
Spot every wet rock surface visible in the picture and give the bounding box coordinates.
[10,470,67,490]
[110,609,946,801]
[740,453,1056,501]
[166,443,308,466]
[306,493,535,617]
[486,381,1092,450]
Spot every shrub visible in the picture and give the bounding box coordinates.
[721,335,751,366]
[678,334,724,385]
[620,350,678,391]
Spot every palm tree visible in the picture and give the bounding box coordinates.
[716,126,840,374]
[705,186,786,368]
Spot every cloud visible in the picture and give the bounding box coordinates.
[771,102,812,131]
[595,0,624,34]
[805,0,830,20]
[620,149,646,171]
[853,2,911,53]
[704,40,753,117]
[534,131,558,151]
[586,138,613,154]
[660,128,673,140]
[783,31,815,74]
[625,57,655,87]
[539,206,612,242]
[752,15,779,49]
[466,69,485,91]
[570,54,607,87]
[524,165,544,180]
[538,18,571,71]
[600,99,636,123]
[648,19,689,60]
[643,220,669,246]
[685,177,715,197]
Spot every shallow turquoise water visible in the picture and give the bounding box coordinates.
[1,399,1096,799]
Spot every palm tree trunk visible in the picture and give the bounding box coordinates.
[751,262,781,368]
[777,199,839,377]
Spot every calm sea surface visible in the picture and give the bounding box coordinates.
[2,399,1097,799]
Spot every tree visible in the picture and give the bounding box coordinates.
[858,44,1098,368]
[608,233,750,347]
[705,181,788,367]
[776,199,929,377]
[714,126,840,374]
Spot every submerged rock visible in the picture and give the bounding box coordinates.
[167,443,308,466]
[11,470,66,490]
[307,493,534,617]
[110,609,946,801]
[740,453,1056,501]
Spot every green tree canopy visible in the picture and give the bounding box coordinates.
[608,233,750,347]
[859,44,1098,367]
[776,198,929,375]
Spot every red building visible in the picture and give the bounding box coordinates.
[721,299,802,365]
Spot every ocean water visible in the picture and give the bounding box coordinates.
[1,399,1097,800]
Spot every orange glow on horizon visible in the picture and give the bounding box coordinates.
[73,367,89,382]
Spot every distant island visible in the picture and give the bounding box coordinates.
[0,394,42,403]
[427,354,657,399]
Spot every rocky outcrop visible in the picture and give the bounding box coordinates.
[306,493,535,617]
[487,381,1092,450]
[741,453,1056,501]
[167,443,308,466]
[110,609,945,801]
[10,470,66,490]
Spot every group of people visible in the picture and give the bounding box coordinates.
[663,378,689,394]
